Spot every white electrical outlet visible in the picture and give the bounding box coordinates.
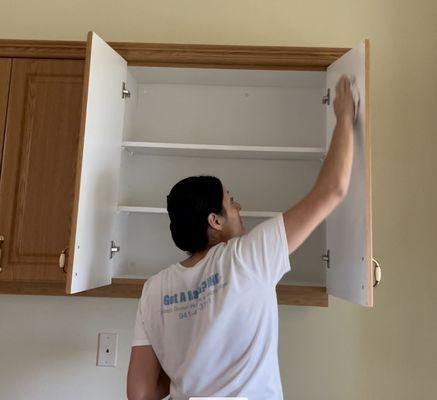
[97,333,118,367]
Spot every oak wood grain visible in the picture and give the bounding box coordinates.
[0,38,349,70]
[0,59,84,282]
[0,58,12,178]
[0,279,328,306]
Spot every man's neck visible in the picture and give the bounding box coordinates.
[179,234,230,268]
[179,239,225,268]
[180,249,209,268]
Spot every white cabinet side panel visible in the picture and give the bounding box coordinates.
[69,32,127,293]
[326,41,372,306]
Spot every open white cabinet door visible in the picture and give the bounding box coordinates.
[66,32,127,294]
[326,40,373,306]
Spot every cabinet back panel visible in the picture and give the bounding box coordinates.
[128,67,325,87]
[113,212,326,286]
[127,83,324,148]
[119,153,321,212]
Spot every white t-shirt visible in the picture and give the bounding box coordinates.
[132,214,291,400]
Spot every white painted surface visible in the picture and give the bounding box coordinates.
[69,32,127,293]
[325,41,372,306]
[126,83,325,148]
[117,141,326,284]
[117,206,282,218]
[110,208,130,284]
[128,66,325,88]
[111,211,325,286]
[117,64,328,286]
[0,295,145,400]
[122,141,325,160]
[118,153,321,210]
[121,69,138,144]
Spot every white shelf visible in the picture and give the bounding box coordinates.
[117,206,281,218]
[122,141,325,161]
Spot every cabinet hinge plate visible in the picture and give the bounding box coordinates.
[122,82,131,99]
[110,240,120,259]
[322,249,330,268]
[322,88,330,105]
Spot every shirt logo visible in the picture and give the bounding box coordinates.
[162,273,221,305]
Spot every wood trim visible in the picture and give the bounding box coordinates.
[0,279,140,298]
[276,285,328,307]
[112,42,348,70]
[0,38,349,70]
[0,279,328,306]
[0,39,85,59]
[365,39,373,305]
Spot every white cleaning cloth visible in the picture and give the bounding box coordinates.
[348,75,360,122]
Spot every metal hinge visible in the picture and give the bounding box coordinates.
[122,82,131,99]
[110,241,120,259]
[322,249,330,269]
[322,88,330,105]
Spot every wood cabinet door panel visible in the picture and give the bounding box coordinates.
[0,58,84,282]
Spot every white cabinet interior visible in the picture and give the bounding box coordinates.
[67,32,373,307]
[113,65,329,289]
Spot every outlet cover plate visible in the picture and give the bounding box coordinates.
[97,332,118,367]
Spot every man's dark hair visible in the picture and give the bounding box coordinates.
[167,175,225,255]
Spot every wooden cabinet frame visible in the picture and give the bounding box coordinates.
[0,38,367,307]
[0,38,348,70]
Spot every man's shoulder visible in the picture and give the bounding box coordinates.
[143,263,178,287]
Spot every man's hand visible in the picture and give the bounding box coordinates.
[333,75,355,125]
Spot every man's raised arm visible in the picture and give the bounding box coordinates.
[283,75,355,254]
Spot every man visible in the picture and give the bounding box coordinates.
[127,75,355,400]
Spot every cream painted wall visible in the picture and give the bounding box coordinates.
[0,0,436,399]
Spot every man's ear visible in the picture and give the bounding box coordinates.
[207,212,224,231]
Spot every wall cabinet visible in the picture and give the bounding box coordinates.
[0,59,84,282]
[0,33,379,306]
[65,32,376,307]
